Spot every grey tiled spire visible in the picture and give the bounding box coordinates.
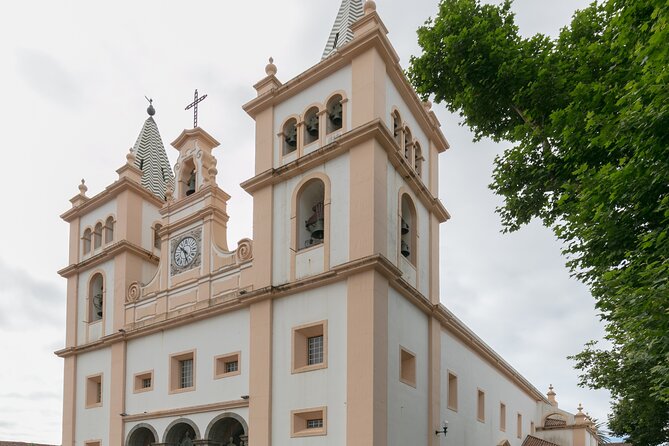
[131,112,174,200]
[322,0,364,59]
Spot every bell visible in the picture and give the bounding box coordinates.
[401,240,410,258]
[401,218,409,235]
[285,127,297,148]
[328,102,342,127]
[186,170,196,196]
[306,115,319,136]
[93,293,103,318]
[309,219,325,240]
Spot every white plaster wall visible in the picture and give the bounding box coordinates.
[125,309,250,414]
[124,408,249,444]
[440,330,539,446]
[386,165,431,297]
[272,155,350,286]
[271,281,347,445]
[77,260,115,344]
[75,348,112,444]
[385,76,430,187]
[387,289,429,446]
[273,65,353,168]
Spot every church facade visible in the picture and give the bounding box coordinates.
[57,1,601,446]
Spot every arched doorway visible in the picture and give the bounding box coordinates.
[206,414,247,446]
[164,419,199,446]
[126,424,158,446]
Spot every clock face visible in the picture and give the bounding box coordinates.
[173,236,198,268]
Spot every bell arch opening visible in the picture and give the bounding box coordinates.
[297,179,325,250]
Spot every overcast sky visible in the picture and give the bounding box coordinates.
[0,0,612,443]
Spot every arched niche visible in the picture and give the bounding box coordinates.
[88,272,104,322]
[391,109,403,146]
[93,222,103,249]
[83,228,92,254]
[400,193,417,266]
[303,106,320,146]
[163,418,200,445]
[153,223,163,250]
[296,178,326,250]
[104,216,115,244]
[414,142,423,177]
[282,118,298,155]
[205,413,248,446]
[126,423,159,446]
[179,158,197,198]
[326,94,344,134]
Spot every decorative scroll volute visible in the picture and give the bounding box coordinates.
[236,238,253,262]
[126,282,141,303]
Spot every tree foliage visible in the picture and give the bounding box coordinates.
[408,0,669,444]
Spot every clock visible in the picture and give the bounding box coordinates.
[174,236,198,267]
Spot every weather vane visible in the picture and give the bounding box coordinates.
[185,89,207,128]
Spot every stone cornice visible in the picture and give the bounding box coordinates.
[240,119,450,222]
[57,240,159,278]
[61,176,165,222]
[122,399,248,422]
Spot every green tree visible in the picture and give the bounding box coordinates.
[408,0,669,444]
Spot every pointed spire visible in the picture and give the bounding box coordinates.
[132,101,174,200]
[321,0,364,59]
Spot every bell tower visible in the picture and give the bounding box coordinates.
[241,1,449,445]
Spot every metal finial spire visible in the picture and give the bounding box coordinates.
[145,96,156,116]
[185,89,208,128]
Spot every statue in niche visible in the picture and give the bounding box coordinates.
[178,431,193,446]
[226,437,235,446]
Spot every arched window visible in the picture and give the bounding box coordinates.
[400,194,417,265]
[282,118,298,155]
[303,107,320,146]
[391,110,402,146]
[326,95,343,134]
[297,179,325,250]
[89,273,104,322]
[104,217,114,244]
[403,128,413,161]
[93,223,103,249]
[83,228,92,254]
[414,142,423,177]
[154,224,162,249]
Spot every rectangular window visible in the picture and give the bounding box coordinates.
[291,407,327,437]
[180,359,193,388]
[306,418,324,429]
[84,441,101,446]
[215,352,241,379]
[169,350,195,393]
[292,321,327,373]
[477,389,485,422]
[85,374,103,408]
[517,413,523,438]
[307,335,324,365]
[500,402,506,431]
[399,347,416,388]
[447,372,458,411]
[133,371,154,393]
